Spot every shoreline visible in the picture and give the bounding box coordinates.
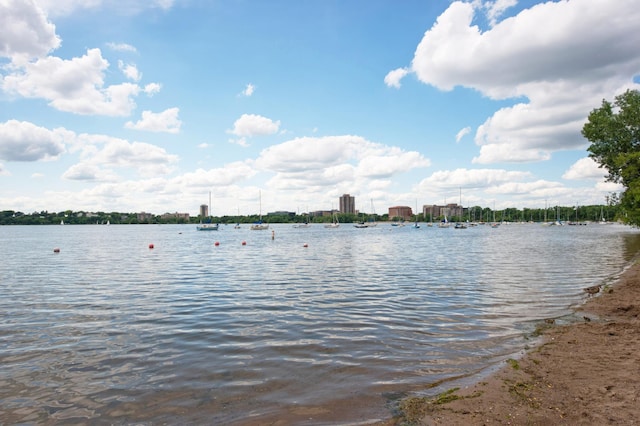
[385,258,640,425]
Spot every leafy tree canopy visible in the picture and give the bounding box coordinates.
[583,89,640,225]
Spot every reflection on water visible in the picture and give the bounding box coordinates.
[1,223,639,423]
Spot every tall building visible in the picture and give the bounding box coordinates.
[339,194,355,214]
[199,204,208,218]
[389,206,413,221]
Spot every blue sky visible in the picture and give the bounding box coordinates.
[1,0,638,216]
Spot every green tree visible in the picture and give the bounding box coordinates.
[583,89,640,225]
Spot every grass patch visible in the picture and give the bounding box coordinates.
[506,358,520,370]
[394,387,485,425]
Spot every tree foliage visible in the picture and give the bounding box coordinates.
[583,89,640,225]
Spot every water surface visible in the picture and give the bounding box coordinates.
[1,223,639,424]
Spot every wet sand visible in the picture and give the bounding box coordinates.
[384,259,640,425]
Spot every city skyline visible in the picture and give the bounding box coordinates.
[1,1,639,216]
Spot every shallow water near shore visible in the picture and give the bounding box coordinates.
[1,222,639,424]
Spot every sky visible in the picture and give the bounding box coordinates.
[1,0,639,217]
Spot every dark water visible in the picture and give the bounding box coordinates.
[2,223,639,424]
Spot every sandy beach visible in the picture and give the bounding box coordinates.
[385,259,640,425]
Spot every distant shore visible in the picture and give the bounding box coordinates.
[383,257,640,425]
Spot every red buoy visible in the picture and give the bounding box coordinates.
[53,248,60,253]
[214,241,220,246]
[303,243,308,248]
[148,243,154,249]
[241,241,247,246]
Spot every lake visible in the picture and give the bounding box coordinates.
[1,222,639,424]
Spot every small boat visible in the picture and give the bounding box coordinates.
[197,192,219,231]
[355,199,378,228]
[325,211,340,228]
[197,222,219,231]
[250,191,269,230]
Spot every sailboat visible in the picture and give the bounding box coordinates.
[251,191,269,230]
[354,199,377,228]
[197,192,219,231]
[454,188,467,229]
[438,215,451,228]
[324,210,340,228]
[413,200,420,228]
[293,208,311,228]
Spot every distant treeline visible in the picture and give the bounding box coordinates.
[0,204,620,225]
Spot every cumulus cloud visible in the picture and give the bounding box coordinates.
[384,68,409,88]
[173,162,256,188]
[118,60,142,81]
[421,168,531,190]
[0,0,60,60]
[125,108,182,133]
[3,48,142,116]
[62,162,119,181]
[87,138,178,176]
[228,114,280,139]
[482,0,517,27]
[64,137,178,180]
[143,83,161,96]
[396,0,640,164]
[562,157,606,180]
[0,120,66,161]
[255,135,430,190]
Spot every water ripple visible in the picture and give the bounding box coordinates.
[1,223,639,423]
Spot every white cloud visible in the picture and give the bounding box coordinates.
[106,42,137,53]
[125,108,182,133]
[241,83,255,97]
[255,135,430,191]
[421,168,531,190]
[0,0,60,59]
[228,114,280,137]
[118,60,142,81]
[64,142,178,181]
[34,0,102,17]
[229,137,249,147]
[87,138,178,177]
[384,68,409,88]
[3,48,142,116]
[562,157,606,180]
[143,83,161,96]
[482,0,517,27]
[173,162,256,188]
[62,162,119,181]
[400,0,640,164]
[0,120,66,161]
[455,126,471,143]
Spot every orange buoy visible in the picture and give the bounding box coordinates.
[53,248,60,253]
[214,241,220,246]
[148,243,154,249]
[241,241,247,246]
